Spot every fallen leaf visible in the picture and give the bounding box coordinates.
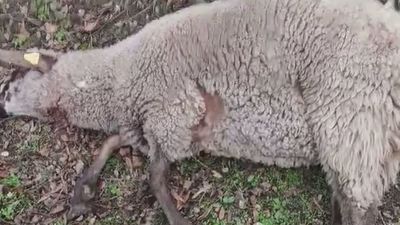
[131,154,143,168]
[49,204,65,214]
[44,23,58,34]
[31,215,40,223]
[60,134,69,142]
[183,180,192,190]
[119,147,130,156]
[218,207,225,220]
[192,182,212,199]
[83,20,99,33]
[212,170,222,179]
[39,147,50,157]
[171,189,190,210]
[74,160,85,174]
[88,217,96,225]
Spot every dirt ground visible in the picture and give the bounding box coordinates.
[0,0,399,224]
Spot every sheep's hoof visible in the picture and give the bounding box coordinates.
[66,202,92,221]
[172,217,193,225]
[67,176,97,220]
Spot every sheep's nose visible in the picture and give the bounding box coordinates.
[0,106,7,119]
[0,100,8,119]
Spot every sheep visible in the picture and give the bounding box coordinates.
[1,0,400,224]
[380,0,400,10]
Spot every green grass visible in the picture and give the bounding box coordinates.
[104,157,123,174]
[105,183,122,198]
[52,220,66,225]
[176,158,329,225]
[0,175,32,222]
[33,0,51,21]
[16,134,42,153]
[12,35,29,48]
[98,212,136,225]
[0,174,21,188]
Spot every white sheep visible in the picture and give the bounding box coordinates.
[1,0,400,224]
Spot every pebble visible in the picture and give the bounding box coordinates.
[0,151,9,157]
[74,160,85,174]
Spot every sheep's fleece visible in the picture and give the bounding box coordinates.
[2,0,400,224]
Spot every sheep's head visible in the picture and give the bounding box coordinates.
[1,70,44,119]
[0,49,59,121]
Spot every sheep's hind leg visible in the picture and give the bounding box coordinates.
[329,174,379,225]
[67,135,122,220]
[149,150,192,225]
[335,192,379,225]
[331,195,342,225]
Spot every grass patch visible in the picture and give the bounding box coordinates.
[104,157,123,175]
[98,212,136,225]
[0,174,21,188]
[12,35,29,48]
[0,174,32,221]
[16,134,42,153]
[105,183,122,198]
[32,0,51,21]
[176,158,329,225]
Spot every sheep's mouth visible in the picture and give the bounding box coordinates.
[0,73,11,118]
[0,68,27,119]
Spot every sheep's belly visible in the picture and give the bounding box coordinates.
[202,100,319,168]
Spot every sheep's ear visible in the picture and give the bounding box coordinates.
[34,53,57,73]
[0,49,58,73]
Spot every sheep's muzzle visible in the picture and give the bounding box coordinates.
[0,104,7,119]
[0,68,24,119]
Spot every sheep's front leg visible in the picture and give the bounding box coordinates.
[149,150,192,225]
[67,127,146,220]
[67,135,122,220]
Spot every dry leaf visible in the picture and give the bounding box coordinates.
[31,215,40,223]
[192,182,212,199]
[212,170,222,179]
[119,147,130,157]
[39,147,50,157]
[74,160,85,174]
[49,204,65,214]
[171,189,190,210]
[183,180,192,190]
[44,23,58,34]
[218,207,225,220]
[0,165,9,179]
[60,134,69,142]
[83,20,99,32]
[131,154,143,168]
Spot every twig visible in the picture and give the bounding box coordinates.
[380,212,388,225]
[0,13,42,26]
[0,218,14,225]
[194,158,212,170]
[93,4,152,35]
[0,13,11,21]
[0,116,18,125]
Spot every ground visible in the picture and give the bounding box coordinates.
[0,0,399,224]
